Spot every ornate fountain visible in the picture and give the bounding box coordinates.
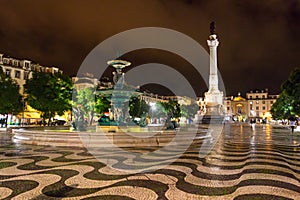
[98,59,140,124]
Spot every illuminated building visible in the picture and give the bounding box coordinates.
[224,89,278,122]
[0,53,62,125]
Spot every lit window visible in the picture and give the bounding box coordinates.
[14,61,19,66]
[5,69,10,76]
[24,71,29,80]
[15,70,20,78]
[25,62,29,68]
[3,58,8,64]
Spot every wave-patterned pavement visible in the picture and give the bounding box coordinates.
[0,124,299,199]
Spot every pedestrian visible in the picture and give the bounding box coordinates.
[250,118,256,130]
[289,117,297,133]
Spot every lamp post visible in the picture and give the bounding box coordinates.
[22,96,25,126]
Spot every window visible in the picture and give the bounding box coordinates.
[256,100,259,104]
[262,95,265,98]
[262,100,265,104]
[3,58,9,64]
[256,106,259,110]
[249,95,252,99]
[270,101,273,104]
[262,106,266,110]
[227,107,230,111]
[15,70,20,78]
[256,95,258,99]
[24,71,29,80]
[24,62,29,68]
[13,61,19,66]
[5,69,10,76]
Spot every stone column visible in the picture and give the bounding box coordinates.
[204,33,223,106]
[207,34,219,92]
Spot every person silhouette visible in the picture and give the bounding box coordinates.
[289,117,297,133]
[250,118,256,130]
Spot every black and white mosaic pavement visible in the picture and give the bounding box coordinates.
[0,124,299,199]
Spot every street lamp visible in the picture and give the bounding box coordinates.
[21,96,25,126]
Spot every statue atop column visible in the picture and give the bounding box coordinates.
[201,22,225,124]
[210,21,216,35]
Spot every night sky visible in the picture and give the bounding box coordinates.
[0,0,299,96]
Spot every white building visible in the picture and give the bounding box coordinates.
[0,53,62,125]
[223,89,278,122]
[0,53,61,95]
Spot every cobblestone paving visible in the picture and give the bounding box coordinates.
[0,124,299,199]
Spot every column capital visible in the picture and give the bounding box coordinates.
[207,38,219,47]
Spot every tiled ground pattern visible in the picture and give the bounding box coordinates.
[0,124,299,199]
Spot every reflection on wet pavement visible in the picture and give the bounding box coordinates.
[0,124,299,199]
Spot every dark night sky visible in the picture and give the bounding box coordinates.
[0,0,299,96]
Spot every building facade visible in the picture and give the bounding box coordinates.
[224,89,278,122]
[0,53,62,125]
[0,53,61,95]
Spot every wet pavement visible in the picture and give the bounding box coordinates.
[0,124,299,199]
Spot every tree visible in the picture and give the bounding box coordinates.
[281,68,300,115]
[95,95,111,115]
[73,88,111,126]
[271,68,300,119]
[162,100,181,118]
[129,97,149,118]
[0,70,22,127]
[72,87,96,126]
[150,100,181,120]
[270,91,293,120]
[25,72,73,125]
[180,103,199,119]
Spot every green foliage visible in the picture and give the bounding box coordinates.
[0,70,22,117]
[281,68,300,115]
[24,72,72,123]
[152,102,168,118]
[95,95,111,115]
[154,100,181,118]
[73,87,96,126]
[270,91,293,120]
[164,100,181,118]
[271,68,300,119]
[129,97,149,118]
[180,103,199,118]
